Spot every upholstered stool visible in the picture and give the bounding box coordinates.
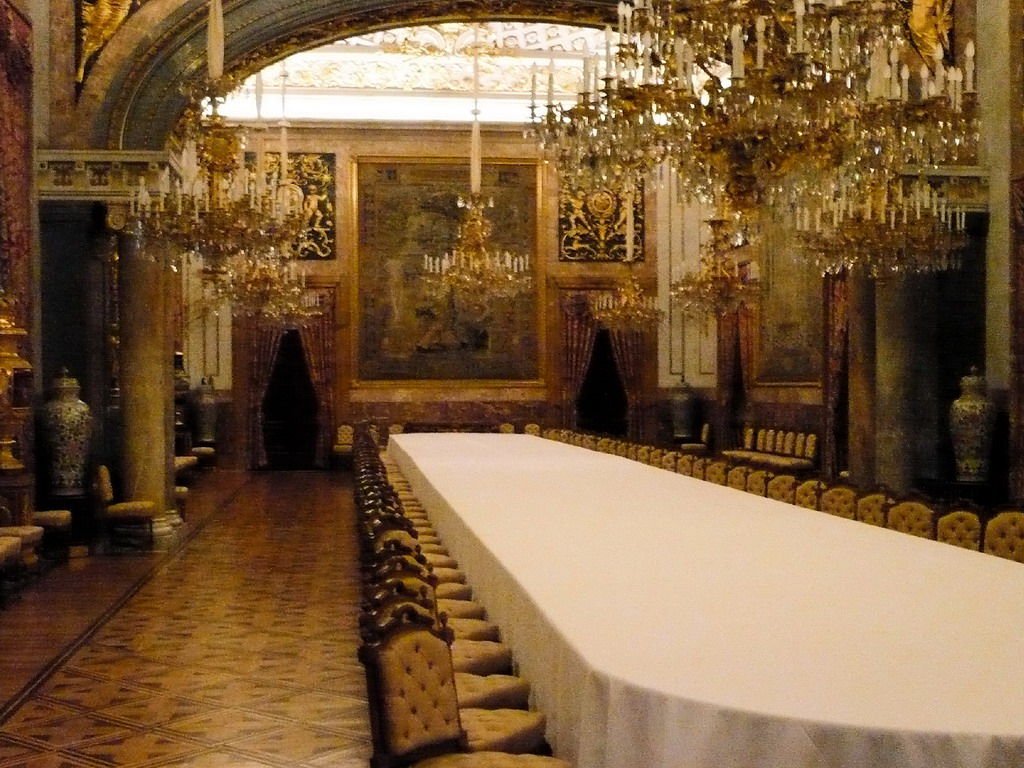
[32,509,72,559]
[175,486,189,520]
[454,672,531,710]
[0,524,44,567]
[174,455,199,484]
[190,445,216,469]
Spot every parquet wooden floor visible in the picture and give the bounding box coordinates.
[0,470,371,768]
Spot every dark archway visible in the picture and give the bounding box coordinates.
[261,329,318,469]
[575,329,628,436]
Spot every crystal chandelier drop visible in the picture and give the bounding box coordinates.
[423,25,532,306]
[131,0,308,315]
[671,211,760,317]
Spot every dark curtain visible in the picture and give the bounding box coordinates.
[296,316,334,468]
[823,272,849,479]
[249,324,285,468]
[1010,178,1024,498]
[563,294,598,427]
[608,328,646,441]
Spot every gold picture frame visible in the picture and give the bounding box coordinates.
[352,157,544,385]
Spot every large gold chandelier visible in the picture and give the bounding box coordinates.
[131,0,308,316]
[532,0,979,287]
[591,270,664,331]
[423,25,532,306]
[671,210,760,317]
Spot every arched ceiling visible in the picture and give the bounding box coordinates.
[83,0,614,150]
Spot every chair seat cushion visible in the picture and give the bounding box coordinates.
[107,501,157,519]
[460,709,546,754]
[419,543,450,556]
[414,753,571,768]
[454,673,530,710]
[0,536,21,563]
[451,640,513,675]
[448,618,500,641]
[720,450,813,471]
[424,553,460,570]
[436,583,473,600]
[191,446,215,457]
[174,455,199,473]
[433,568,467,584]
[32,510,72,528]
[438,599,486,620]
[0,526,44,546]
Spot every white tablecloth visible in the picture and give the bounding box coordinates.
[388,433,1024,768]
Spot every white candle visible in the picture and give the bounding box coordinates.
[731,24,745,79]
[900,64,910,102]
[207,0,224,82]
[755,16,766,69]
[582,57,592,93]
[530,64,537,109]
[919,64,930,101]
[794,0,805,53]
[547,60,555,104]
[830,17,840,71]
[964,40,975,93]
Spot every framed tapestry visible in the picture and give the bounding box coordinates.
[559,185,644,262]
[754,219,824,385]
[354,158,541,383]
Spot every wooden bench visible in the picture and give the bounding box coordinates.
[721,427,818,472]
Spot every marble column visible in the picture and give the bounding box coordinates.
[874,274,940,493]
[116,223,178,535]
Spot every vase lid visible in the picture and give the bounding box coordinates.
[51,367,80,392]
[960,365,986,392]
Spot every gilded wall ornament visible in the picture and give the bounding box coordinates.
[903,0,953,64]
[559,186,644,262]
[77,0,145,86]
[247,151,337,260]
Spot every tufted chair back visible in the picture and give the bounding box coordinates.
[596,438,611,453]
[498,423,515,434]
[704,460,728,486]
[359,604,465,765]
[95,464,115,506]
[794,479,823,510]
[746,469,770,496]
[661,451,679,471]
[626,444,639,461]
[936,509,982,551]
[984,511,1024,564]
[804,434,819,461]
[766,474,797,504]
[524,423,541,437]
[676,454,694,475]
[856,491,892,527]
[727,465,750,491]
[636,446,651,464]
[887,499,937,539]
[648,448,664,467]
[690,456,710,480]
[819,485,857,520]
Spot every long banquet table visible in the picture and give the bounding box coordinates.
[388,433,1024,768]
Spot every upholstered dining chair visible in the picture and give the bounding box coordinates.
[677,423,711,454]
[745,469,771,496]
[983,510,1024,564]
[855,488,893,527]
[794,479,825,511]
[704,460,728,486]
[766,474,797,504]
[636,446,651,464]
[359,604,567,765]
[727,465,750,492]
[524,423,541,437]
[690,456,710,481]
[936,504,983,551]
[818,484,858,520]
[676,453,695,475]
[661,451,678,471]
[648,448,664,467]
[886,496,938,539]
[93,465,158,550]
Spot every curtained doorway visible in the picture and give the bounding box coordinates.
[261,330,319,469]
[576,329,628,436]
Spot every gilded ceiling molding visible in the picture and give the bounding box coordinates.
[77,0,154,86]
[95,0,612,150]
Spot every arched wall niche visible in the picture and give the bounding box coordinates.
[76,0,614,151]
